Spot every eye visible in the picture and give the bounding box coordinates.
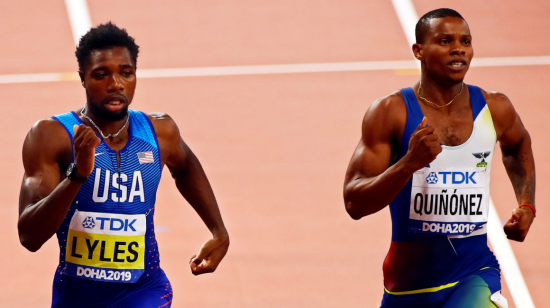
[122,71,133,77]
[463,39,471,45]
[441,39,449,44]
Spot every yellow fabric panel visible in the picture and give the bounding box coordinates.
[384,281,459,295]
[384,267,499,296]
[65,230,145,269]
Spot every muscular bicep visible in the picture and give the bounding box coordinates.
[488,92,530,150]
[19,122,65,216]
[150,113,192,176]
[345,98,401,186]
[165,137,193,176]
[499,112,530,150]
[346,137,393,184]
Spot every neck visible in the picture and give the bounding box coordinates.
[80,105,129,139]
[418,73,464,107]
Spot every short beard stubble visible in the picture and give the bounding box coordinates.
[86,99,128,122]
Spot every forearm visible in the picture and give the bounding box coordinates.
[173,159,228,239]
[18,179,82,252]
[344,156,416,219]
[502,139,536,208]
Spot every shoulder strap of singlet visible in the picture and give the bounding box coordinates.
[51,111,83,142]
[52,111,84,162]
[396,85,486,160]
[52,110,159,149]
[129,110,160,150]
[397,87,425,160]
[467,85,487,120]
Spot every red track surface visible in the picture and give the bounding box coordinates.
[1,1,548,307]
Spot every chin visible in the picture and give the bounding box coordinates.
[449,75,465,83]
[450,70,469,83]
[441,72,467,85]
[104,108,129,121]
[87,102,128,121]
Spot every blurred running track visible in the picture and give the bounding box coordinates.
[0,1,548,307]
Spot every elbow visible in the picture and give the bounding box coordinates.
[344,188,366,220]
[19,236,42,253]
[344,195,366,220]
[345,202,365,220]
[18,223,42,253]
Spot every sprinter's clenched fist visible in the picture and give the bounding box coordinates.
[72,124,101,177]
[403,117,442,171]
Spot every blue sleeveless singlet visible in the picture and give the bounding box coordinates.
[383,85,500,294]
[50,110,172,307]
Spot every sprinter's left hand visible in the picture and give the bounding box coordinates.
[189,236,229,275]
[503,206,534,242]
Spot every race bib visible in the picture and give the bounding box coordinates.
[408,167,488,235]
[64,210,146,283]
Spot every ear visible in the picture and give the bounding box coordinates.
[412,44,424,61]
[78,71,86,87]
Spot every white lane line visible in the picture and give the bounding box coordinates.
[488,200,536,308]
[1,56,549,84]
[390,0,535,307]
[136,60,417,78]
[64,0,92,46]
[390,0,420,69]
[473,56,550,67]
[0,73,60,84]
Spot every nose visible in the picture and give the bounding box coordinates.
[107,74,124,92]
[450,40,465,56]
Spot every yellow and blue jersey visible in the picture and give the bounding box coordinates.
[381,85,501,306]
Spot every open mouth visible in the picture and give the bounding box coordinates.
[448,60,467,71]
[106,100,123,111]
[104,96,127,112]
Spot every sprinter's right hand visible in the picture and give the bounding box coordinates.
[73,124,101,177]
[403,117,442,171]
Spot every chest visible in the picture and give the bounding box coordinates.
[75,137,162,214]
[420,106,474,147]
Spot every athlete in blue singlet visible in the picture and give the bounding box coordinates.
[343,9,535,308]
[18,23,229,307]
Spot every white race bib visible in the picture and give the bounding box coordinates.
[408,167,488,235]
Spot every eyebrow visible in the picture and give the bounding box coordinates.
[91,64,135,72]
[91,66,109,72]
[434,32,472,37]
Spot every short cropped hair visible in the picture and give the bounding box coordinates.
[75,22,139,73]
[415,8,465,44]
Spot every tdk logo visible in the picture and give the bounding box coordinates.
[82,217,95,229]
[426,172,438,184]
[427,171,477,184]
[96,217,137,232]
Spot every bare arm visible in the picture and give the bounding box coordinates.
[343,95,442,219]
[153,113,229,275]
[487,92,535,241]
[18,121,99,251]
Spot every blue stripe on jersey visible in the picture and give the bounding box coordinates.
[468,85,486,120]
[52,112,81,158]
[397,87,424,160]
[52,112,81,142]
[130,110,159,150]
